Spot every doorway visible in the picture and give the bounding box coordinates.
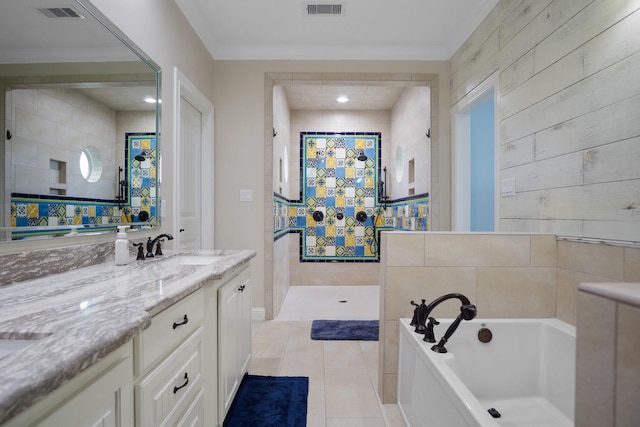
[173,67,214,249]
[453,72,499,232]
[264,72,439,320]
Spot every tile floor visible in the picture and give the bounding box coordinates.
[250,286,406,427]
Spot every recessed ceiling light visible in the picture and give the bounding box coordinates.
[337,96,349,103]
[145,97,161,104]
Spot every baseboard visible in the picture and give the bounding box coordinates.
[252,307,265,321]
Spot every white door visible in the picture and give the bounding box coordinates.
[173,67,214,250]
[179,97,202,250]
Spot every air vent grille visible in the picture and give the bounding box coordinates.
[305,4,343,15]
[37,7,86,19]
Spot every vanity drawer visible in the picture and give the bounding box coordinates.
[135,289,204,375]
[136,326,204,427]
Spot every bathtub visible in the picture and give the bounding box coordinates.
[397,318,575,427]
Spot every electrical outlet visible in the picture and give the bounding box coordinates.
[501,178,515,197]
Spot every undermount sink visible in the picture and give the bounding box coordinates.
[172,255,223,265]
[0,339,39,359]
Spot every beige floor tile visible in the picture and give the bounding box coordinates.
[252,339,288,358]
[250,286,396,426]
[327,418,386,427]
[324,341,367,368]
[253,321,292,342]
[248,356,281,376]
[325,367,383,418]
[282,339,325,368]
[280,364,326,389]
[362,350,379,384]
[307,386,327,427]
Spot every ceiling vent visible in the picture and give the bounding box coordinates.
[304,3,344,16]
[37,7,86,19]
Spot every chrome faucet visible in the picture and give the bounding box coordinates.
[412,293,477,353]
[146,233,174,258]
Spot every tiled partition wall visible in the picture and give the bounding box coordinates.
[575,282,640,426]
[378,232,640,403]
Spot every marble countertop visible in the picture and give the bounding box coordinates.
[0,249,256,425]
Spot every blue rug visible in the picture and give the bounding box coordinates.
[223,374,309,427]
[310,320,379,341]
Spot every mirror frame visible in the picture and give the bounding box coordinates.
[0,0,161,242]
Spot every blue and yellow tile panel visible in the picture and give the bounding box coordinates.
[301,132,380,261]
[273,131,430,262]
[126,133,157,222]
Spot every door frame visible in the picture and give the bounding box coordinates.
[173,67,215,249]
[452,71,500,231]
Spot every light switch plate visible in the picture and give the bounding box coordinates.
[240,189,253,202]
[501,178,515,197]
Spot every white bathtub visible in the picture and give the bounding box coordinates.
[397,318,576,427]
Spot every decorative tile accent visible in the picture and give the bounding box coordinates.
[273,131,430,263]
[9,133,157,239]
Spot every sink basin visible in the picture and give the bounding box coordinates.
[172,255,223,265]
[0,339,37,359]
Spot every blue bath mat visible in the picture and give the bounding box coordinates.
[310,319,379,341]
[223,374,309,427]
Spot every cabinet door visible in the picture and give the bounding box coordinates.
[36,356,133,427]
[218,278,241,416]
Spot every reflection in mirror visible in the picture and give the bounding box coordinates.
[0,0,161,241]
[80,146,103,184]
[395,146,404,183]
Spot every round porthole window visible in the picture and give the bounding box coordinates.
[80,146,103,183]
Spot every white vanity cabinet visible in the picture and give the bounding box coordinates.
[2,342,134,427]
[134,289,205,427]
[0,256,255,427]
[217,267,251,424]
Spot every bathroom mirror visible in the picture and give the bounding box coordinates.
[0,0,161,241]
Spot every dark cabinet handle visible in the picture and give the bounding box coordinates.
[173,373,189,394]
[172,314,189,329]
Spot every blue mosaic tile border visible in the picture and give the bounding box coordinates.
[9,133,157,239]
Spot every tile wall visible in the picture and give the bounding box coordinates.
[10,133,156,238]
[274,132,430,264]
[377,232,640,404]
[576,282,640,426]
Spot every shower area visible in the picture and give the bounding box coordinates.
[267,73,434,320]
[299,131,384,261]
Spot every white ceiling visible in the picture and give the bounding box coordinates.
[1,0,499,111]
[284,84,408,110]
[174,0,499,61]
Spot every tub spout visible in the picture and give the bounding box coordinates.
[431,304,477,353]
[417,293,475,343]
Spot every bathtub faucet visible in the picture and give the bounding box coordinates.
[415,293,477,351]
